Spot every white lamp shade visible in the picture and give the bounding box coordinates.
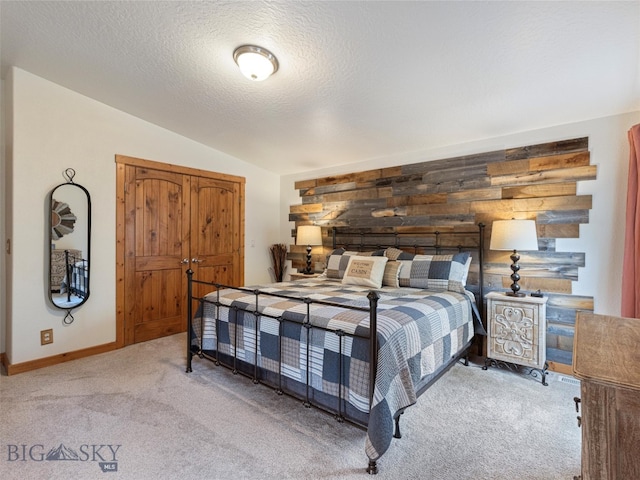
[296,225,322,246]
[490,220,538,251]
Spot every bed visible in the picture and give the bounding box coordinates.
[186,225,486,474]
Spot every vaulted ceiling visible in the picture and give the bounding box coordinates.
[2,1,639,175]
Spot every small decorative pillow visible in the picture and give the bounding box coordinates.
[382,261,403,288]
[341,256,389,289]
[398,252,470,293]
[326,250,352,279]
[385,247,415,261]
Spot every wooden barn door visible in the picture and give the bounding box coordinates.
[116,155,245,346]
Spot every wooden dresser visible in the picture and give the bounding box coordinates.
[572,312,640,480]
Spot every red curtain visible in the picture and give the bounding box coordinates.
[622,123,640,318]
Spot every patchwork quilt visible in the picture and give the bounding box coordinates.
[191,277,475,462]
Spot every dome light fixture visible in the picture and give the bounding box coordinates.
[233,45,279,81]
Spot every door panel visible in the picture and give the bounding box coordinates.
[190,177,242,298]
[125,167,190,344]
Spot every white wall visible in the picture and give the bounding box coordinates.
[5,67,281,365]
[281,111,640,317]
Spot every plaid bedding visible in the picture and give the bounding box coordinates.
[191,277,475,463]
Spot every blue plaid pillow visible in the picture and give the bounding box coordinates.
[398,252,470,293]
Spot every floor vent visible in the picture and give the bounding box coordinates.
[558,375,581,386]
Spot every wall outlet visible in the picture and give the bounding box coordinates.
[41,329,53,345]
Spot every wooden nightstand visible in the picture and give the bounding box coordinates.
[483,291,548,385]
[289,272,322,281]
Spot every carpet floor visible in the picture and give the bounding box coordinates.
[0,333,581,479]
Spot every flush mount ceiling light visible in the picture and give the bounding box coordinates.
[233,45,279,81]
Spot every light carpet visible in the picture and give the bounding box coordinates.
[0,333,581,479]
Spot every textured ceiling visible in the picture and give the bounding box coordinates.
[2,1,639,175]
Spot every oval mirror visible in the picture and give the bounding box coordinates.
[48,169,91,315]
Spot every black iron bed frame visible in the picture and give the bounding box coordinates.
[186,224,485,474]
[62,249,89,301]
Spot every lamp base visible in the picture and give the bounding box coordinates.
[304,245,313,274]
[505,291,526,297]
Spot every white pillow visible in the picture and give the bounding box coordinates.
[341,256,388,289]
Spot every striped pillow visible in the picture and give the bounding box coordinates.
[382,261,403,288]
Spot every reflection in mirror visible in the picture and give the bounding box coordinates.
[48,169,91,319]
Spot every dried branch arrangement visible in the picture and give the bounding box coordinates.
[269,243,288,282]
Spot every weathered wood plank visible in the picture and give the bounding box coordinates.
[393,176,493,196]
[505,137,588,160]
[512,195,592,212]
[308,182,359,195]
[538,223,580,238]
[322,199,389,210]
[386,193,448,208]
[448,187,503,203]
[407,203,471,216]
[531,151,590,171]
[536,209,590,224]
[490,165,597,187]
[547,348,574,366]
[474,212,536,224]
[547,322,575,338]
[501,276,572,294]
[487,151,590,176]
[311,187,392,203]
[380,166,403,178]
[486,159,530,176]
[547,305,582,325]
[484,263,579,281]
[471,195,591,214]
[502,182,577,199]
[376,173,423,187]
[547,294,594,310]
[546,331,574,354]
[316,169,382,187]
[294,179,316,190]
[371,207,407,218]
[330,206,396,220]
[402,149,504,175]
[289,203,323,214]
[422,163,488,184]
[485,251,585,267]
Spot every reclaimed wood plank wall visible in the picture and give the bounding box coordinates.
[289,137,596,369]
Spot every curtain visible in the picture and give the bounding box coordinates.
[622,123,640,318]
